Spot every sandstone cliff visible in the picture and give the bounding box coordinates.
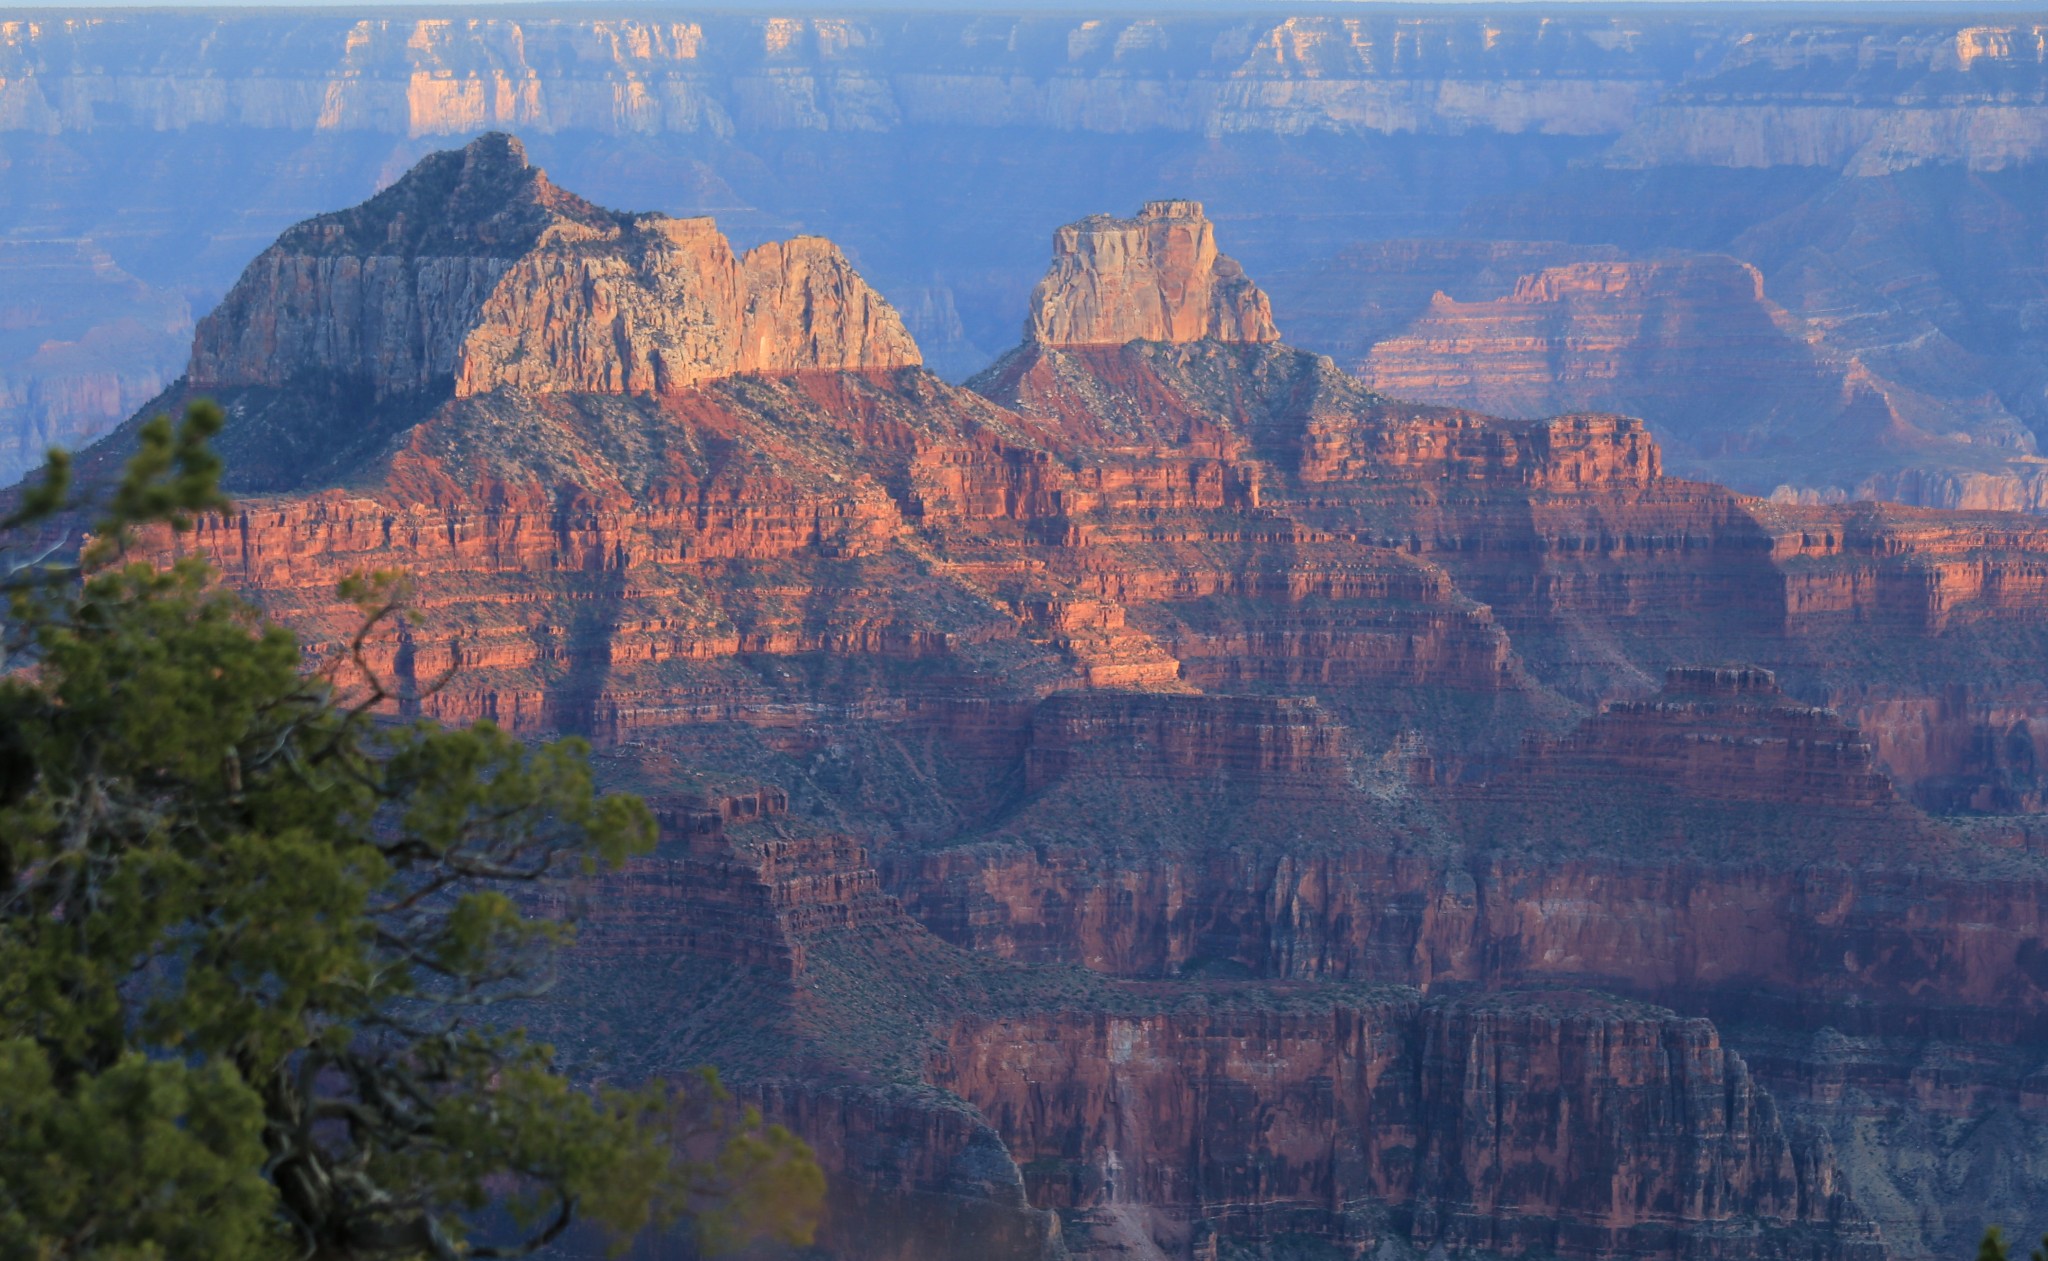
[188,133,591,396]
[455,223,920,397]
[182,133,918,492]
[1025,201,1278,349]
[13,14,2048,174]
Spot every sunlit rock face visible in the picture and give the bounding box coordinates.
[1026,201,1279,349]
[189,133,918,402]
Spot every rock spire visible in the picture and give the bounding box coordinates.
[1025,200,1280,348]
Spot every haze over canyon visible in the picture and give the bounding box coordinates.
[23,121,2043,1261]
[14,7,2048,509]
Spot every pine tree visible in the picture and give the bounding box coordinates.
[0,403,822,1258]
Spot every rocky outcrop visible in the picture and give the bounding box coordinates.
[455,223,919,397]
[1024,692,1350,796]
[1354,254,2048,503]
[1516,666,1897,809]
[1755,500,2048,634]
[188,133,918,406]
[187,133,583,396]
[1026,202,1278,349]
[1359,259,1844,455]
[575,788,904,977]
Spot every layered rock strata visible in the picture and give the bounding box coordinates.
[1353,255,2039,501]
[26,13,2048,508]
[186,132,917,479]
[938,992,1875,1261]
[12,14,2048,175]
[1518,666,1897,809]
[82,143,2048,1261]
[553,786,1880,1261]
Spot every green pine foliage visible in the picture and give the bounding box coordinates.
[0,403,822,1259]
[1978,1226,2048,1261]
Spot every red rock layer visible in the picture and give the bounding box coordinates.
[573,788,902,977]
[937,992,1875,1261]
[564,796,1889,1261]
[1755,500,2048,635]
[1023,692,1350,796]
[106,149,2048,1260]
[900,841,2048,1041]
[1518,666,1896,808]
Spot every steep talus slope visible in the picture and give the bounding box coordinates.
[83,143,2048,1260]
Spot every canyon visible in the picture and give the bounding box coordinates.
[15,9,2048,508]
[53,136,2048,1261]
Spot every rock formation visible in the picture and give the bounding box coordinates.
[74,142,2048,1260]
[1352,255,2040,501]
[188,133,588,396]
[1025,201,1278,348]
[1358,258,1844,448]
[162,135,924,496]
[191,133,918,406]
[455,225,920,397]
[1516,666,1897,808]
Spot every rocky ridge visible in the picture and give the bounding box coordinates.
[167,135,925,497]
[15,15,2048,175]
